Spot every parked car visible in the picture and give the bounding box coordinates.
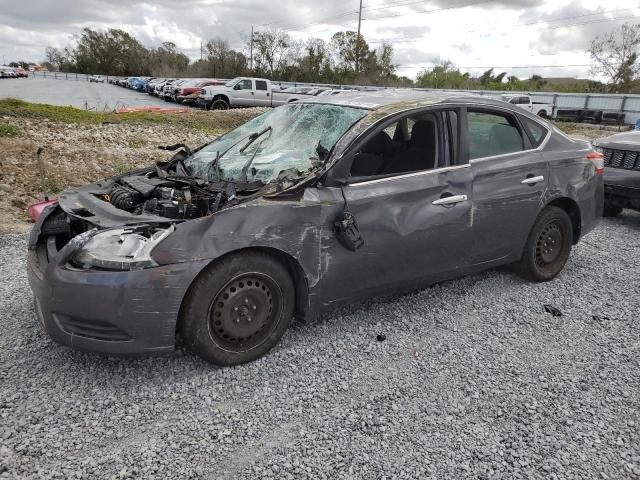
[88,75,105,83]
[14,67,28,78]
[198,77,313,109]
[499,95,555,118]
[177,79,225,103]
[317,89,359,96]
[27,91,603,366]
[592,129,640,216]
[0,66,17,78]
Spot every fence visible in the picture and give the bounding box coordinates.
[28,71,640,125]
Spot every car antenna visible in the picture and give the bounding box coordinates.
[36,147,48,201]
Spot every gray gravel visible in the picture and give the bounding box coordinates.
[1,212,639,479]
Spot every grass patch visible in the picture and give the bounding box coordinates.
[0,98,249,134]
[0,121,22,137]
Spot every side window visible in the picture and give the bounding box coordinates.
[349,112,443,179]
[255,80,268,91]
[519,96,530,105]
[522,117,548,147]
[237,79,253,90]
[468,111,524,160]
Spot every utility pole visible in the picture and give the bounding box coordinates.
[356,0,363,73]
[250,26,254,72]
[200,41,203,61]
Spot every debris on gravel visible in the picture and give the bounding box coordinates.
[1,211,639,479]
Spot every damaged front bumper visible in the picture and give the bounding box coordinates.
[27,209,210,356]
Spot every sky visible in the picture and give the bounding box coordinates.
[0,0,639,79]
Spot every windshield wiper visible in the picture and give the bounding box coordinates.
[239,127,273,183]
[202,127,271,183]
[206,151,223,182]
[239,126,272,153]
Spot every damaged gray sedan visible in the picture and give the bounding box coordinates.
[27,91,603,366]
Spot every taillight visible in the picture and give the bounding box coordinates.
[586,151,604,175]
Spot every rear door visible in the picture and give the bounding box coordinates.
[466,108,548,264]
[253,80,271,106]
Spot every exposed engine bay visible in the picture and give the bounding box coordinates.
[106,173,235,219]
[99,144,261,220]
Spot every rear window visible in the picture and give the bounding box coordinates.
[255,80,268,91]
[522,117,548,147]
[468,111,524,159]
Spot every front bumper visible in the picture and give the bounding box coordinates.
[27,223,210,356]
[604,168,640,210]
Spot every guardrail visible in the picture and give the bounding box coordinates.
[28,71,640,125]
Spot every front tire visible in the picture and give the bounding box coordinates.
[179,252,295,366]
[211,99,230,110]
[514,206,573,282]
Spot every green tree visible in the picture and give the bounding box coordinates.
[589,23,640,93]
[416,61,470,89]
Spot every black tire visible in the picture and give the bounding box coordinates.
[179,252,295,366]
[211,99,230,110]
[514,206,573,282]
[538,110,548,119]
[603,203,622,217]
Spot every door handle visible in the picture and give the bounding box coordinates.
[432,194,468,206]
[521,175,544,185]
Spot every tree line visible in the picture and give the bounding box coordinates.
[38,23,640,94]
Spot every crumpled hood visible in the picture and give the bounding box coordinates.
[58,182,172,228]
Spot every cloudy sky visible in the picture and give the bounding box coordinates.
[1,0,639,79]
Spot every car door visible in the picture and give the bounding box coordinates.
[319,108,476,304]
[253,80,271,106]
[230,79,255,106]
[466,107,548,265]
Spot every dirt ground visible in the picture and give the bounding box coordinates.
[0,108,266,233]
[0,107,631,234]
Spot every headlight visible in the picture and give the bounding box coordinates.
[591,143,604,154]
[72,226,174,271]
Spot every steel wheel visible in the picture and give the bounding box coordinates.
[207,273,283,352]
[535,221,563,272]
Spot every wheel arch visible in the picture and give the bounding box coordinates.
[546,196,581,244]
[212,94,230,104]
[177,246,310,332]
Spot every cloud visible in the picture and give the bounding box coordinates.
[0,0,638,81]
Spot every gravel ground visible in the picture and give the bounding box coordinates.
[1,213,639,479]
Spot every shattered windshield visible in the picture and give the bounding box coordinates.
[186,103,367,183]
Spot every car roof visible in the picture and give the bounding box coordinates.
[298,89,512,111]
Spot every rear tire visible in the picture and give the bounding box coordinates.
[179,252,295,366]
[603,204,622,217]
[538,110,548,119]
[211,99,230,110]
[514,206,573,282]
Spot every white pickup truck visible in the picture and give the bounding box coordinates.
[499,94,555,119]
[198,77,313,110]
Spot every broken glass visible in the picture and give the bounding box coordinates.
[186,103,368,184]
